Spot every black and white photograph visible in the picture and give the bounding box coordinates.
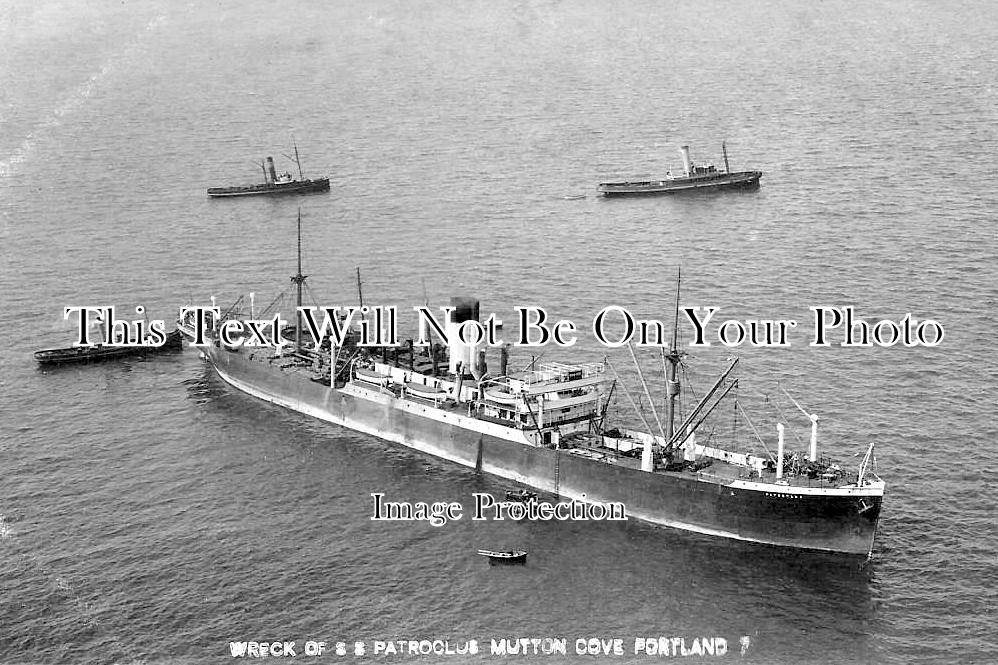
[1,1,993,663]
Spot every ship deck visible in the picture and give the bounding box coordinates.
[559,431,865,491]
[219,345,870,494]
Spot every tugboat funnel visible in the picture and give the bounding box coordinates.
[266,156,277,183]
[680,145,692,177]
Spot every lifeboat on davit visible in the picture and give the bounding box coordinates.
[404,381,448,403]
[354,366,391,386]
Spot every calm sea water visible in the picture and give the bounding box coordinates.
[2,1,995,663]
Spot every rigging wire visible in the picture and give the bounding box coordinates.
[735,400,776,463]
[770,395,806,448]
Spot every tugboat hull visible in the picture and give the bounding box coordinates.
[598,171,762,196]
[207,178,330,197]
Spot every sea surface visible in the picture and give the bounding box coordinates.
[1,1,995,663]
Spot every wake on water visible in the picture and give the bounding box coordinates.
[0,15,166,180]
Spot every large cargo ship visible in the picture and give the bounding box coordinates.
[597,143,761,196]
[192,217,884,558]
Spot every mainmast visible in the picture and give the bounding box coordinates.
[662,268,683,443]
[290,208,307,353]
[293,140,305,180]
[356,267,366,322]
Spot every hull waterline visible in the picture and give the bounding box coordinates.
[598,171,762,196]
[207,178,330,197]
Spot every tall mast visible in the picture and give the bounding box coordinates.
[722,141,731,174]
[356,267,366,321]
[663,268,682,443]
[291,208,307,353]
[293,140,304,180]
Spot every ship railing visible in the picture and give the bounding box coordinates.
[690,467,863,489]
[473,412,518,427]
[479,376,520,391]
[522,361,605,386]
[541,412,598,428]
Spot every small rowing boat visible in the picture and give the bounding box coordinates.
[477,549,527,565]
[505,489,538,503]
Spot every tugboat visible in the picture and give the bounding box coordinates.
[207,143,329,197]
[597,143,761,196]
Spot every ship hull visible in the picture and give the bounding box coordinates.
[598,171,762,196]
[206,347,881,556]
[35,329,183,365]
[206,178,330,197]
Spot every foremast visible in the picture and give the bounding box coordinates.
[620,268,740,471]
[293,140,305,180]
[663,269,682,446]
[290,208,307,354]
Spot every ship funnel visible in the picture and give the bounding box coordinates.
[446,296,480,376]
[680,145,692,177]
[266,156,277,183]
[776,423,785,480]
